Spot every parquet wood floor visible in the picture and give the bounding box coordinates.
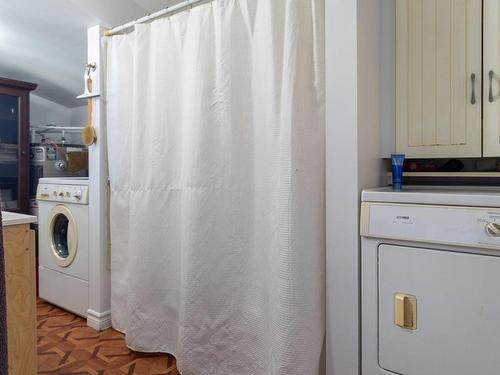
[37,299,180,375]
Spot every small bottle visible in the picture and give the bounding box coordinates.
[391,154,405,191]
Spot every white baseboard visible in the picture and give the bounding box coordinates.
[87,308,112,331]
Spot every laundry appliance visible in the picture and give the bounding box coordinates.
[361,187,500,375]
[30,145,88,215]
[37,177,89,317]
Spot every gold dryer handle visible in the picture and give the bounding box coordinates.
[394,293,417,330]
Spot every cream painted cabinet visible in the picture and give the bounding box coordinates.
[396,0,482,158]
[483,0,500,157]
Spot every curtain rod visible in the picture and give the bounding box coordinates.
[105,0,211,36]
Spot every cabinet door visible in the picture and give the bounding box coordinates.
[4,225,37,375]
[483,0,500,157]
[0,93,23,212]
[0,78,35,214]
[396,0,482,158]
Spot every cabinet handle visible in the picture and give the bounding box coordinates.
[471,73,476,104]
[489,70,495,103]
[394,293,417,330]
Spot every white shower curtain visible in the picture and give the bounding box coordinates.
[106,1,324,374]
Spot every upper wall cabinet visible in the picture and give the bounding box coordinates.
[483,0,500,157]
[396,0,482,158]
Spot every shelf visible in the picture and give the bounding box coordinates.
[76,93,100,100]
[387,171,500,177]
[31,125,84,133]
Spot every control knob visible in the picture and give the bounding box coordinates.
[485,222,500,237]
[73,191,82,200]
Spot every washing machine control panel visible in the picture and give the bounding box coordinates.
[37,184,89,205]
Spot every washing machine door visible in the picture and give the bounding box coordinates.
[47,205,78,267]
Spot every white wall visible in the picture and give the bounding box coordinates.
[380,0,396,158]
[85,25,111,330]
[30,94,86,144]
[31,94,72,126]
[326,1,360,373]
[69,105,87,126]
[326,0,385,374]
[358,0,385,187]
[31,94,86,126]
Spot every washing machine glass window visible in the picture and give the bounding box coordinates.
[48,205,78,267]
[53,214,69,258]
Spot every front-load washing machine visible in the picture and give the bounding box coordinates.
[37,177,89,316]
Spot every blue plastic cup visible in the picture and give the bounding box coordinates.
[391,154,405,191]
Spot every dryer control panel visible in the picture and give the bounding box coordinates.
[361,202,500,250]
[37,184,89,205]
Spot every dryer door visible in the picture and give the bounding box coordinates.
[47,205,78,267]
[379,244,500,375]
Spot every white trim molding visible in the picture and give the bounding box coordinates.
[87,309,112,331]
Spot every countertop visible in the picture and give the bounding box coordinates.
[362,186,500,207]
[2,211,37,226]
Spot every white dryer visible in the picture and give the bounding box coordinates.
[37,177,89,316]
[361,187,500,375]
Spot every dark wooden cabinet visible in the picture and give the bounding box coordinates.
[0,78,37,213]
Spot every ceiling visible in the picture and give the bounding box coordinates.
[0,0,181,107]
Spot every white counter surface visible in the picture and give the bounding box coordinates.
[362,186,500,207]
[2,211,37,226]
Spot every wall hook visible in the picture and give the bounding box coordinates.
[86,62,97,76]
[84,63,97,95]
